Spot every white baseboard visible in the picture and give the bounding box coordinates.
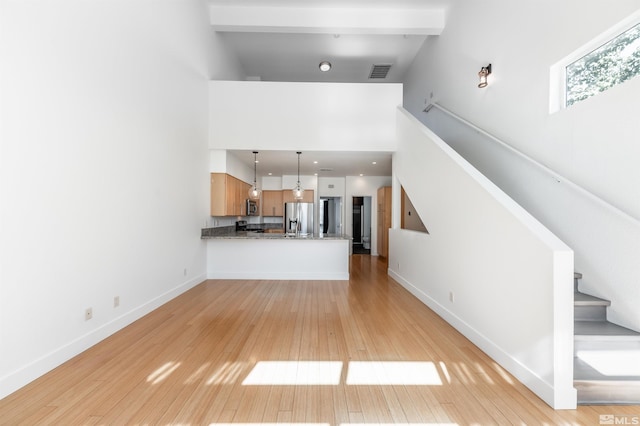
[207,271,349,280]
[0,273,206,400]
[387,267,574,409]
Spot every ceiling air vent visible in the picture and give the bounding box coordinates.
[369,64,392,79]
[319,168,333,172]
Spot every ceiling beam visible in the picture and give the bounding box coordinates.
[209,5,445,35]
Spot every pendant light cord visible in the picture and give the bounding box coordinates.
[253,151,258,187]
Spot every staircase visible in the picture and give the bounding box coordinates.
[573,272,640,404]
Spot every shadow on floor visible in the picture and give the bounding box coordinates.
[352,243,370,255]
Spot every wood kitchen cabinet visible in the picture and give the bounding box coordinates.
[282,189,314,204]
[210,173,252,216]
[377,186,391,258]
[236,179,251,216]
[262,190,284,216]
[262,189,315,216]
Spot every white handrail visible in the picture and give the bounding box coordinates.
[425,102,640,226]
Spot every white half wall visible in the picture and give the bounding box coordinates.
[389,108,576,409]
[0,0,241,399]
[207,239,350,280]
[209,81,402,152]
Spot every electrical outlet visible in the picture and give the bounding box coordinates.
[449,292,455,303]
[85,307,93,321]
[114,296,120,308]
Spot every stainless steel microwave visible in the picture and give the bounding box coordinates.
[246,199,258,216]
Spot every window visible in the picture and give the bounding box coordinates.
[566,22,640,107]
[550,11,640,113]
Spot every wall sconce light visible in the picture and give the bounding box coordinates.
[478,64,492,88]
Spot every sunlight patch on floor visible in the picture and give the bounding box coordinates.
[242,361,343,385]
[439,361,451,384]
[147,361,181,385]
[207,361,248,385]
[577,350,640,376]
[346,361,442,385]
[207,424,457,426]
[346,424,458,426]
[208,424,329,426]
[184,362,210,385]
[492,361,514,384]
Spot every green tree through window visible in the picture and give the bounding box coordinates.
[566,22,640,107]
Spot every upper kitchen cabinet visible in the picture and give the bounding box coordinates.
[211,173,251,216]
[282,189,314,204]
[262,190,283,217]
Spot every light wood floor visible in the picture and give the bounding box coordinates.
[1,255,639,425]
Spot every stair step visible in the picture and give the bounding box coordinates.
[575,291,611,321]
[575,379,640,405]
[575,320,640,340]
[575,355,640,404]
[574,291,610,307]
[572,273,640,404]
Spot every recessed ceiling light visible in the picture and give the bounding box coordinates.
[268,172,272,176]
[372,161,377,165]
[319,61,332,72]
[359,173,364,177]
[313,161,318,164]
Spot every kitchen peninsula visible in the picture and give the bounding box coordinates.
[203,231,350,280]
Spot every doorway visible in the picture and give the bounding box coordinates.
[319,197,343,236]
[352,196,371,254]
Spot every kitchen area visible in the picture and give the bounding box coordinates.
[202,169,352,280]
[202,80,399,280]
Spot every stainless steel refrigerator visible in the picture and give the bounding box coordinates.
[284,202,314,236]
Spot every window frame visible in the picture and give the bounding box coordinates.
[549,10,640,113]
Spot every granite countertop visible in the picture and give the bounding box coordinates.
[201,229,351,240]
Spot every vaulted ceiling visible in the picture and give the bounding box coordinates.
[208,0,450,177]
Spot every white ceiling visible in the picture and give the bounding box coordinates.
[231,150,393,179]
[210,0,449,178]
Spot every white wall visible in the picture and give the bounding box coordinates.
[363,197,372,240]
[0,0,243,399]
[262,176,283,190]
[209,81,402,151]
[209,150,254,184]
[403,0,640,331]
[390,108,575,409]
[318,177,346,198]
[318,178,346,235]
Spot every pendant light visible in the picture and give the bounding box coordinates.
[248,151,261,200]
[292,151,305,201]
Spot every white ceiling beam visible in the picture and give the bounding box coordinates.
[209,5,445,35]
